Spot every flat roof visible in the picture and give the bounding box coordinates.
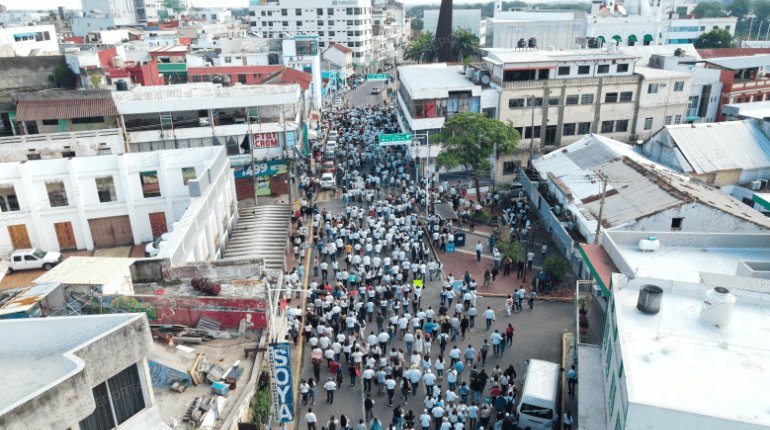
[722,100,770,119]
[484,48,640,65]
[615,277,770,426]
[35,257,135,286]
[397,63,479,100]
[705,54,770,69]
[0,314,143,415]
[634,65,692,79]
[576,345,607,430]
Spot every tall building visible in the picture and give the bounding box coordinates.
[249,0,377,73]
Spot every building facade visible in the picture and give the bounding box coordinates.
[0,25,59,57]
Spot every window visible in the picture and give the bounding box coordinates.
[295,8,302,15]
[558,66,570,76]
[673,81,685,92]
[95,176,116,203]
[347,7,353,14]
[548,97,559,106]
[601,121,614,133]
[0,185,20,211]
[508,98,525,108]
[578,122,591,134]
[608,375,617,416]
[528,97,543,107]
[79,364,146,430]
[605,92,618,103]
[42,119,58,126]
[46,181,68,207]
[563,123,576,136]
[519,403,553,421]
[27,153,41,160]
[605,342,613,376]
[671,217,684,230]
[566,95,579,105]
[502,160,520,175]
[674,114,682,124]
[597,64,610,74]
[282,21,288,26]
[643,117,653,130]
[619,91,633,102]
[578,65,590,75]
[329,30,335,36]
[617,63,629,72]
[524,126,541,139]
[580,93,594,104]
[615,119,629,132]
[61,151,75,158]
[317,7,323,15]
[140,171,161,198]
[296,20,302,26]
[281,8,287,15]
[71,116,104,124]
[647,83,659,94]
[664,115,672,125]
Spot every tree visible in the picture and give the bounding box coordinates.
[497,238,524,261]
[543,255,569,282]
[411,17,424,32]
[48,63,77,89]
[755,0,770,21]
[452,28,481,62]
[404,32,437,63]
[728,0,752,17]
[695,28,736,48]
[432,112,520,199]
[692,1,725,17]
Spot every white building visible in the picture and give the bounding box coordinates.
[72,0,141,36]
[664,17,737,44]
[486,11,586,50]
[0,145,236,262]
[194,8,234,23]
[0,24,59,57]
[422,9,482,39]
[249,0,377,73]
[0,313,161,430]
[579,229,770,429]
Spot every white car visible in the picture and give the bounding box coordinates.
[328,130,338,140]
[326,140,338,151]
[145,233,170,257]
[7,248,62,273]
[320,173,336,190]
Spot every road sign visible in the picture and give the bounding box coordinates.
[367,73,389,81]
[445,243,456,253]
[378,133,413,146]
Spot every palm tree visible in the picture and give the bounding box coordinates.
[404,32,437,63]
[451,28,480,62]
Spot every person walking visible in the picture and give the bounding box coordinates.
[505,324,515,346]
[526,251,535,272]
[365,394,375,421]
[306,408,318,430]
[490,330,503,357]
[567,365,577,396]
[483,306,495,330]
[563,411,573,430]
[475,241,483,262]
[528,290,537,310]
[324,377,337,403]
[480,340,490,365]
[516,260,525,279]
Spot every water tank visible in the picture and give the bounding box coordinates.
[528,37,537,48]
[636,284,663,315]
[587,37,597,48]
[517,38,526,48]
[115,80,128,91]
[638,235,661,252]
[700,287,736,328]
[112,56,125,68]
[674,48,682,57]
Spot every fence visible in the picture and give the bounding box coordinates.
[519,168,575,257]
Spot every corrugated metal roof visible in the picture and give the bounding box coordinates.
[663,121,770,174]
[704,54,770,70]
[35,257,135,285]
[697,47,770,59]
[0,282,61,316]
[16,97,119,121]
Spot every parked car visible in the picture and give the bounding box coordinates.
[370,87,381,95]
[327,130,338,140]
[324,149,335,161]
[145,233,170,257]
[321,160,337,174]
[7,248,62,273]
[326,140,338,151]
[320,173,336,189]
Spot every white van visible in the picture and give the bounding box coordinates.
[517,359,560,429]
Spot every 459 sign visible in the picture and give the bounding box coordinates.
[268,343,295,423]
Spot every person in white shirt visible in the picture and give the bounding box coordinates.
[323,379,337,403]
[483,307,496,330]
[306,408,318,430]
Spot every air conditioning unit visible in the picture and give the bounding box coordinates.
[751,180,762,190]
[592,283,604,298]
[760,179,769,190]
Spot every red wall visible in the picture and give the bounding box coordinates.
[98,47,118,68]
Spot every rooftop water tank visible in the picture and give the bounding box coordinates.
[700,287,736,328]
[528,37,537,48]
[638,235,660,252]
[517,38,526,48]
[637,284,663,315]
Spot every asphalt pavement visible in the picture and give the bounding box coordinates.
[344,79,392,108]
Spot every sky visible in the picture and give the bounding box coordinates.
[0,0,528,10]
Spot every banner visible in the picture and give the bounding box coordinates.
[254,132,280,148]
[268,342,294,423]
[231,159,287,179]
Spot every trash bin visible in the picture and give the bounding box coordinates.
[455,232,466,247]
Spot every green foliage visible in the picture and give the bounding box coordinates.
[694,28,736,48]
[497,238,524,260]
[251,385,272,427]
[452,27,481,62]
[47,64,77,89]
[755,0,770,21]
[692,1,725,17]
[729,0,752,17]
[405,32,437,63]
[411,17,424,31]
[543,255,569,282]
[90,75,101,89]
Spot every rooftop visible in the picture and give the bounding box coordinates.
[614,276,770,426]
[397,63,479,99]
[35,257,135,289]
[634,65,692,79]
[15,90,119,121]
[658,120,770,174]
[483,48,640,65]
[705,54,770,70]
[722,100,770,120]
[0,282,60,317]
[697,47,770,59]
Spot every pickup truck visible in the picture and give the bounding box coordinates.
[7,248,62,273]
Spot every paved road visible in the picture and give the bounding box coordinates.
[345,79,391,108]
[295,193,573,430]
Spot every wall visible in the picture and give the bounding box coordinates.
[520,168,575,256]
[0,56,62,99]
[0,128,124,162]
[488,18,586,49]
[631,203,769,233]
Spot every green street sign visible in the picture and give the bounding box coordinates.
[378,133,412,146]
[367,73,389,81]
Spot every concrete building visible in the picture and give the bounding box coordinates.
[372,0,406,70]
[0,145,236,262]
[486,11,586,50]
[0,24,59,57]
[530,134,770,244]
[324,43,354,83]
[249,0,378,73]
[423,9,482,39]
[0,313,160,430]
[72,0,142,36]
[663,17,737,44]
[577,229,770,430]
[703,54,770,120]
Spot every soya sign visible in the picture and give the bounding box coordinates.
[268,342,295,422]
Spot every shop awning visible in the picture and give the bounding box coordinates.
[628,34,638,43]
[644,34,654,42]
[597,36,606,44]
[16,98,119,121]
[612,35,622,43]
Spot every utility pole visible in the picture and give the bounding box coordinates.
[528,94,537,168]
[593,172,609,244]
[247,108,258,206]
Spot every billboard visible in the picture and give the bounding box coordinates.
[254,132,280,148]
[268,342,294,423]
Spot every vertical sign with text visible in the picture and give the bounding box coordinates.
[268,342,295,423]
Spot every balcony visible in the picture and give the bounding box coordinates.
[501,75,639,89]
[0,128,124,162]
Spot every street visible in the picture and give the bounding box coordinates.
[343,78,393,108]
